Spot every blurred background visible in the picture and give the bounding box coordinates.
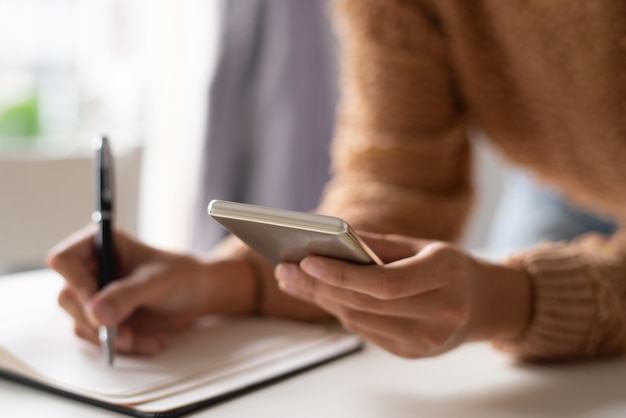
[0,0,217,272]
[0,0,505,274]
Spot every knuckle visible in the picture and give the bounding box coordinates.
[332,263,350,287]
[400,323,448,355]
[46,249,67,271]
[423,242,459,265]
[423,325,455,350]
[389,345,422,359]
[426,241,454,256]
[302,277,319,302]
[447,255,469,279]
[444,299,470,323]
[378,273,404,300]
[45,251,58,270]
[73,323,92,341]
[423,242,470,279]
[419,335,440,353]
[337,308,361,333]
[420,242,446,261]
[428,333,449,349]
[57,286,73,308]
[348,291,379,310]
[104,280,125,295]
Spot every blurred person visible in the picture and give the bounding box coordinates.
[49,0,626,361]
[486,170,617,254]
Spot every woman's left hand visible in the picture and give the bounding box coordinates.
[274,232,531,358]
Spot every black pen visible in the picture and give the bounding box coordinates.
[93,135,117,366]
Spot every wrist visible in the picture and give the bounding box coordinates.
[202,234,334,321]
[195,256,258,316]
[472,259,532,342]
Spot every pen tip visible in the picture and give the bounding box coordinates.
[99,325,117,367]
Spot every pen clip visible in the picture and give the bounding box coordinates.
[94,135,114,219]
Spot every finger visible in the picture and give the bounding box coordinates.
[350,328,432,359]
[74,321,99,345]
[275,263,318,304]
[87,265,180,327]
[323,301,417,341]
[277,275,441,359]
[129,335,167,356]
[337,308,440,347]
[299,253,443,299]
[357,325,460,359]
[59,282,169,356]
[47,224,100,302]
[58,284,98,328]
[358,231,430,262]
[326,306,454,359]
[116,326,168,356]
[71,319,169,356]
[289,273,458,320]
[123,309,196,333]
[304,294,431,358]
[279,263,409,316]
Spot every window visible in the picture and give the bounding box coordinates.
[0,0,218,272]
[0,0,150,151]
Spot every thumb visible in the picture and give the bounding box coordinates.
[359,231,431,263]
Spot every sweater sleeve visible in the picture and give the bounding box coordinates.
[317,0,473,241]
[494,229,626,360]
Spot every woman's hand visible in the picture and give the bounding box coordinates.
[274,232,531,358]
[47,225,257,356]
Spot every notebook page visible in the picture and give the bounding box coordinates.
[0,270,361,408]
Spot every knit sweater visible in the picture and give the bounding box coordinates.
[316,0,626,360]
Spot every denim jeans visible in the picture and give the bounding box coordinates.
[485,171,617,254]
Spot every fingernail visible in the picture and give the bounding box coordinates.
[275,264,296,293]
[84,301,99,327]
[301,258,323,278]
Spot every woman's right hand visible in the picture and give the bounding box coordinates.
[47,225,257,356]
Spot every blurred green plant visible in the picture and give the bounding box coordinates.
[0,93,41,146]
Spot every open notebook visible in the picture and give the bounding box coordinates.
[0,270,362,417]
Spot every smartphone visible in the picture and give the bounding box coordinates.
[208,200,382,266]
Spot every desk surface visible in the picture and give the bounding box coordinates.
[2,271,626,418]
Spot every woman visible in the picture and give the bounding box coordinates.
[49,0,626,360]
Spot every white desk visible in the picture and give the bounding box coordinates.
[2,271,626,418]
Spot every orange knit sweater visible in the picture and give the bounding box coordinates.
[317,0,626,360]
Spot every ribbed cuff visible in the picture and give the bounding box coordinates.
[494,245,596,360]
